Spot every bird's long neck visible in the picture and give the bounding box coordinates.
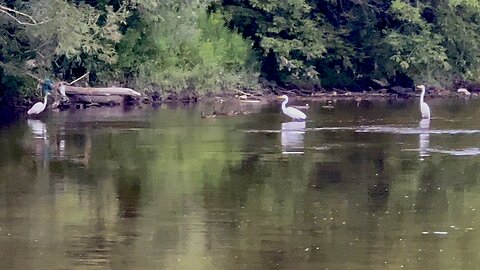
[420,88,425,103]
[281,97,289,110]
[43,94,48,105]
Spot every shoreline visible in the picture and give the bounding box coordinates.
[2,87,476,112]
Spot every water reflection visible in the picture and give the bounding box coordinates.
[27,119,48,139]
[3,101,480,269]
[25,118,92,166]
[419,119,430,159]
[27,119,50,169]
[281,121,305,154]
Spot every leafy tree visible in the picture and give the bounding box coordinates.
[0,1,127,83]
[219,0,480,89]
[116,0,258,93]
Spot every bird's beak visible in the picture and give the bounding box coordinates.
[277,96,284,99]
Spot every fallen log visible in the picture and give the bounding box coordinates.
[72,95,123,105]
[64,85,141,97]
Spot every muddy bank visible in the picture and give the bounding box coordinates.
[5,84,477,114]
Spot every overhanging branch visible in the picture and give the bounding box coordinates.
[0,4,51,26]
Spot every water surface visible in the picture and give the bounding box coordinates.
[1,98,480,269]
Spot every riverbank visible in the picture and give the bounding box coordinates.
[2,84,476,113]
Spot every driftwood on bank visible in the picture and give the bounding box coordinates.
[63,85,141,97]
[72,95,124,105]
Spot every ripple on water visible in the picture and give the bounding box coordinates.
[428,148,480,156]
[355,126,480,135]
[245,125,480,136]
[243,129,281,133]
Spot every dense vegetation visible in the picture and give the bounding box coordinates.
[2,0,480,104]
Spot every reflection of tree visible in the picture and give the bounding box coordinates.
[415,163,449,222]
[115,170,141,219]
[5,104,480,269]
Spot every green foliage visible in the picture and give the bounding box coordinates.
[385,0,451,84]
[0,0,128,101]
[220,0,480,88]
[0,0,127,71]
[4,0,480,104]
[0,67,36,104]
[220,0,328,85]
[116,4,258,93]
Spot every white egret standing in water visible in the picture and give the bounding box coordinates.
[27,93,50,115]
[416,85,430,119]
[278,95,307,120]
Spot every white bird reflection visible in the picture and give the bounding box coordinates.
[419,119,430,159]
[27,119,50,170]
[27,119,48,139]
[281,121,306,154]
[26,119,91,167]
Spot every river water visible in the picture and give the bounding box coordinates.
[1,98,480,269]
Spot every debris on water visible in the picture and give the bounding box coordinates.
[305,248,310,252]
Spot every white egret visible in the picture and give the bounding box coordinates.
[416,85,430,119]
[27,93,50,115]
[278,95,307,120]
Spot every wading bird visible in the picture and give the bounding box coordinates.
[27,93,50,115]
[416,85,430,119]
[278,95,307,121]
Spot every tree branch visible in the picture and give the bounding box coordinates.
[0,62,42,82]
[69,72,89,85]
[0,4,51,26]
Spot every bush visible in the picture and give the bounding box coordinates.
[116,8,258,94]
